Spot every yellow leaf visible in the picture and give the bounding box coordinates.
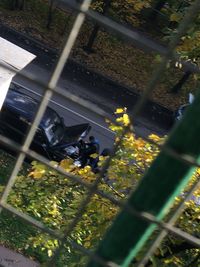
[170,13,182,22]
[149,134,160,142]
[48,249,53,257]
[90,153,98,158]
[99,155,106,161]
[116,117,123,123]
[32,169,45,179]
[49,161,58,167]
[134,2,146,11]
[122,114,130,126]
[115,108,124,114]
[85,241,91,248]
[60,158,73,170]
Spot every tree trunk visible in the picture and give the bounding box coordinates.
[19,0,25,10]
[170,71,192,94]
[10,0,25,10]
[10,0,18,10]
[46,0,57,30]
[84,0,112,53]
[148,0,167,22]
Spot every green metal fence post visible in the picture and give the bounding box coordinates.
[87,88,200,266]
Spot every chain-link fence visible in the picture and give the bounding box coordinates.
[0,0,200,266]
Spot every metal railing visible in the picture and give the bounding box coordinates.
[0,0,200,266]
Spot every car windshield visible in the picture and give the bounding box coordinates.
[44,110,65,146]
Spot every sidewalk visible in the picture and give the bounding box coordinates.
[0,246,39,267]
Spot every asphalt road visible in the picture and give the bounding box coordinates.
[0,24,169,153]
[13,67,115,152]
[12,60,167,153]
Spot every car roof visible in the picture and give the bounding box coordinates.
[4,87,61,128]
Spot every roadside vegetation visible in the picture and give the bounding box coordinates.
[0,1,200,266]
[0,0,199,110]
[0,110,199,266]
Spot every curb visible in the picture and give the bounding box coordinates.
[0,23,174,130]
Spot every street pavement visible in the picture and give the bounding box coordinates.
[0,23,174,130]
[0,246,39,267]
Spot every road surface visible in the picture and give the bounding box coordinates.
[12,62,167,153]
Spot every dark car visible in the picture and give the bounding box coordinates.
[0,83,91,161]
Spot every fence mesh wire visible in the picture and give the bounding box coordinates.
[0,0,200,267]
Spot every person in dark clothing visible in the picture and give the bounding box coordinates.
[79,136,100,167]
[87,136,100,154]
[89,148,111,173]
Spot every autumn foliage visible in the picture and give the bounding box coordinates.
[3,109,198,266]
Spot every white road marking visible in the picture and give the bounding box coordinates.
[13,82,115,134]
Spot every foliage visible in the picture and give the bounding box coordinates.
[163,1,200,63]
[92,0,151,26]
[7,157,119,265]
[0,110,160,265]
[146,170,200,267]
[0,109,198,266]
